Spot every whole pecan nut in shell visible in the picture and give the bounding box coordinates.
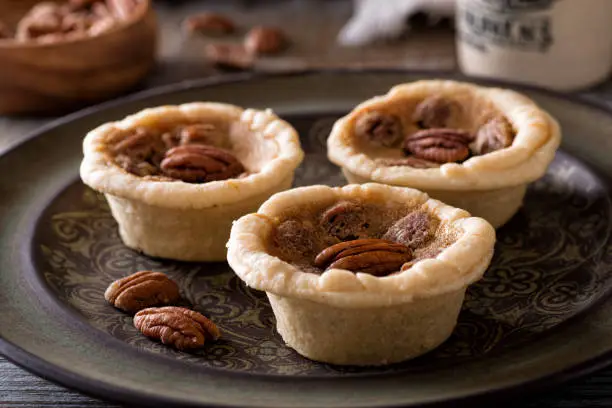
[403,128,473,163]
[354,111,404,148]
[161,144,245,183]
[314,238,412,277]
[134,306,221,351]
[105,271,180,313]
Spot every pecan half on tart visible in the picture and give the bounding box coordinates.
[327,80,562,228]
[80,103,304,261]
[227,183,495,366]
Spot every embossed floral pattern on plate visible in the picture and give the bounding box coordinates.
[35,115,612,375]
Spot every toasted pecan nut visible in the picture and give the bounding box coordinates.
[472,116,514,154]
[179,124,223,146]
[160,144,245,183]
[314,238,412,277]
[403,128,473,163]
[134,306,221,351]
[205,43,254,71]
[105,271,180,313]
[183,12,235,36]
[412,96,463,129]
[320,201,370,241]
[376,156,440,169]
[354,111,403,148]
[106,0,138,20]
[244,26,286,55]
[383,212,433,249]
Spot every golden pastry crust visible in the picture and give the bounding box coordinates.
[81,103,304,209]
[327,80,562,191]
[227,183,495,308]
[80,102,304,261]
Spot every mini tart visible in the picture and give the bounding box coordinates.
[227,183,495,366]
[327,80,562,228]
[81,103,304,261]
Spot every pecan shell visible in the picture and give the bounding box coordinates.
[105,271,180,313]
[354,111,403,147]
[472,116,514,154]
[413,96,462,129]
[160,144,245,183]
[134,306,221,351]
[403,128,473,163]
[314,238,412,277]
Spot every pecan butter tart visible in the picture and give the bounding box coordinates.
[327,80,562,228]
[80,103,304,261]
[227,183,495,366]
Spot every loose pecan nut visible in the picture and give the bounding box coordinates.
[403,128,473,163]
[160,144,245,183]
[472,116,514,154]
[413,96,463,129]
[244,26,287,55]
[314,238,412,277]
[134,306,221,351]
[16,3,63,40]
[106,0,138,20]
[183,12,235,36]
[105,271,180,313]
[205,43,254,71]
[383,212,433,249]
[376,157,440,169]
[320,201,370,241]
[354,111,403,148]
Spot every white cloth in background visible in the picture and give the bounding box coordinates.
[338,0,456,46]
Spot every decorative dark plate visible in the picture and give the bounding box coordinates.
[2,71,612,408]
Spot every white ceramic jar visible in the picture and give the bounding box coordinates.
[456,0,612,91]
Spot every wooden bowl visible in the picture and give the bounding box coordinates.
[0,0,157,115]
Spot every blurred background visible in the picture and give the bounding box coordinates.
[1,0,611,117]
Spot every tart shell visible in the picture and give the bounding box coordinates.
[327,80,562,228]
[227,183,496,365]
[81,103,304,261]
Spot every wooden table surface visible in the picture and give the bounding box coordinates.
[2,1,612,407]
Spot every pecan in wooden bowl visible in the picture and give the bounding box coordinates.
[327,80,562,228]
[80,103,304,261]
[227,183,495,366]
[0,0,156,115]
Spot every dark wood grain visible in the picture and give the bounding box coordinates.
[1,1,612,407]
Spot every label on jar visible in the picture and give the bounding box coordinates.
[458,0,557,53]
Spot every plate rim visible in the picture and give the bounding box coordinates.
[2,68,612,407]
